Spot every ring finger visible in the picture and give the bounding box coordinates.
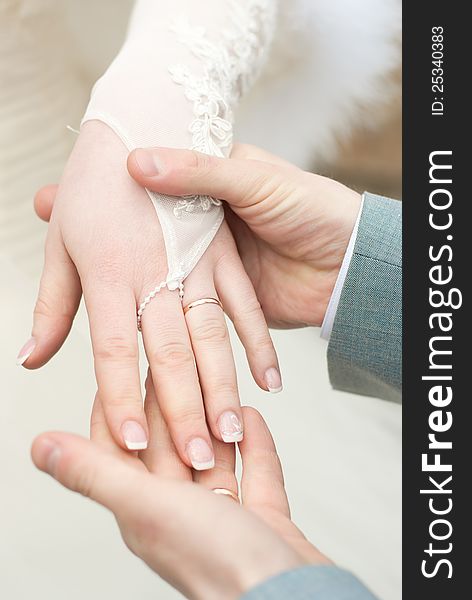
[184,271,243,445]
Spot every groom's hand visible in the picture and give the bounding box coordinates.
[32,405,328,599]
[127,145,362,328]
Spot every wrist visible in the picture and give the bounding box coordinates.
[191,540,304,600]
[231,552,305,600]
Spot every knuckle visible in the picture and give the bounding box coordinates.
[33,295,56,320]
[94,336,138,364]
[252,447,284,483]
[244,171,295,214]
[213,454,236,473]
[169,405,204,428]
[188,150,216,173]
[89,413,106,433]
[232,297,263,325]
[34,282,78,323]
[231,300,275,354]
[209,378,238,398]
[99,392,141,410]
[69,461,98,499]
[152,340,194,370]
[191,317,228,344]
[241,171,273,205]
[253,335,275,355]
[86,255,129,289]
[207,469,237,493]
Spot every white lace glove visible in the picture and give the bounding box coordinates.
[20,0,282,469]
[83,0,275,292]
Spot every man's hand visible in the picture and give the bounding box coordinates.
[127,144,362,329]
[32,396,329,600]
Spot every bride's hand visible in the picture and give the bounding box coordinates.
[32,390,329,600]
[20,122,280,468]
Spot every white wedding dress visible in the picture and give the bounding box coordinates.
[0,1,402,599]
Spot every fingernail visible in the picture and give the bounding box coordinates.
[186,438,215,470]
[218,411,243,443]
[264,367,283,393]
[122,420,148,450]
[41,439,61,477]
[16,337,36,366]
[134,148,160,177]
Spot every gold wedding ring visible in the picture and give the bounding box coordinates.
[212,488,240,503]
[183,297,223,315]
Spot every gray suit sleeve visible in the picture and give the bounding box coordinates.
[327,193,402,402]
[241,566,378,600]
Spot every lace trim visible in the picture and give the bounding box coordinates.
[173,194,222,218]
[169,0,274,217]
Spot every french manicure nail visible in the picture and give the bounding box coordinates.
[16,337,36,366]
[264,367,283,393]
[134,148,160,177]
[122,420,148,450]
[186,438,215,470]
[218,411,243,443]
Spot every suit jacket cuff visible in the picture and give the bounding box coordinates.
[327,193,402,402]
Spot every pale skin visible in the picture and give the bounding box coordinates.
[32,144,363,598]
[32,398,330,600]
[33,141,361,466]
[20,122,281,469]
[33,140,361,331]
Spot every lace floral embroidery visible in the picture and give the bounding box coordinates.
[169,0,274,218]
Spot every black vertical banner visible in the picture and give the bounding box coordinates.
[403,3,467,598]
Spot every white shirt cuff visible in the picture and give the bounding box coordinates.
[320,194,365,341]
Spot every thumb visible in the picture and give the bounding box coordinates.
[34,184,58,222]
[31,432,146,513]
[18,226,81,368]
[127,147,302,216]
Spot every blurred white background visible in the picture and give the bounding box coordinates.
[1,1,401,598]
